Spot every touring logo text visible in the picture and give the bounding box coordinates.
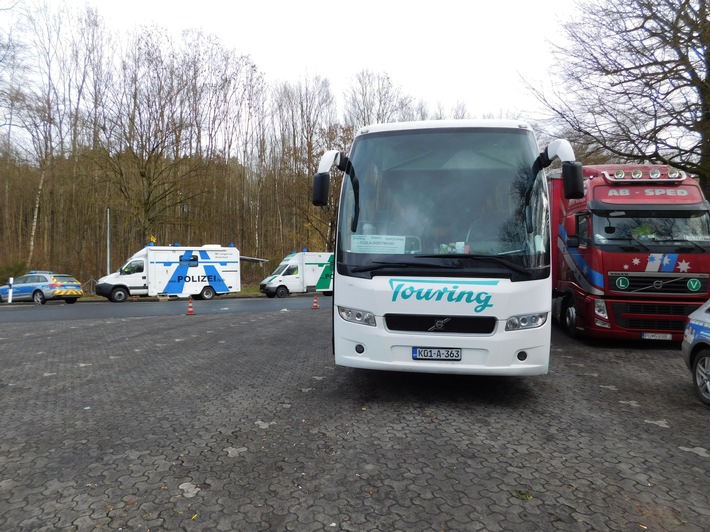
[389,279,496,313]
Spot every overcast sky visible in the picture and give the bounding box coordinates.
[65,0,576,118]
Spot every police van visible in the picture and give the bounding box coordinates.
[259,251,333,298]
[96,244,240,302]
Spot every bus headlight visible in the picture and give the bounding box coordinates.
[338,306,376,326]
[505,312,547,331]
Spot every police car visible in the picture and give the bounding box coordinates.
[0,271,83,304]
[681,300,710,406]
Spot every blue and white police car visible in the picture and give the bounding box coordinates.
[681,300,710,406]
[0,271,83,304]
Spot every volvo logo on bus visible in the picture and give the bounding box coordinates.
[429,318,451,332]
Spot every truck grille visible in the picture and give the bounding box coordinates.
[608,272,708,296]
[611,302,702,332]
[384,314,497,334]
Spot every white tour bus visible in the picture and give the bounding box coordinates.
[313,120,584,375]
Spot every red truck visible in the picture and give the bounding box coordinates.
[549,164,710,341]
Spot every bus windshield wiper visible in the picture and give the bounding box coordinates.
[351,260,458,273]
[417,254,533,277]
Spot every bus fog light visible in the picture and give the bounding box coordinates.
[594,300,608,319]
[505,312,547,331]
[338,306,376,326]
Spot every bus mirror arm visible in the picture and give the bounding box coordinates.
[313,150,341,206]
[313,150,359,209]
[543,140,584,199]
[530,140,584,200]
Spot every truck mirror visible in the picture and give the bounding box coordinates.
[313,172,330,206]
[562,161,584,199]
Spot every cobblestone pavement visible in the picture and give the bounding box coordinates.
[0,309,708,531]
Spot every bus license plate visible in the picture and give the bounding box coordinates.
[412,347,462,361]
[641,332,672,340]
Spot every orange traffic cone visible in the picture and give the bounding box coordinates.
[186,297,195,315]
[312,294,319,309]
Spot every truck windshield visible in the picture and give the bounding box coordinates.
[337,127,548,280]
[592,210,710,247]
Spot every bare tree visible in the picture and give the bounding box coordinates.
[97,29,205,245]
[534,0,710,190]
[343,70,413,129]
[270,75,337,252]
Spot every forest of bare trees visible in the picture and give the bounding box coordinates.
[1,0,707,287]
[0,2,457,285]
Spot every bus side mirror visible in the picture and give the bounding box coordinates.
[313,149,343,206]
[562,161,584,199]
[313,172,330,206]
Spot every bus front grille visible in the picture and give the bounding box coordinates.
[384,314,497,334]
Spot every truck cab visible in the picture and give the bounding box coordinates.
[550,164,710,341]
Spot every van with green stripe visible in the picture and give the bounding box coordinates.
[259,251,334,298]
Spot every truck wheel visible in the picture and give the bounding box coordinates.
[275,286,289,298]
[200,286,216,300]
[692,349,710,406]
[110,287,129,303]
[563,297,578,338]
[33,290,47,304]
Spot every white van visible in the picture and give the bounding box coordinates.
[259,251,333,298]
[96,245,240,302]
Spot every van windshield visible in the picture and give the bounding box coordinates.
[271,264,288,276]
[337,127,549,280]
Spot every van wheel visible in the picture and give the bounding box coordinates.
[692,349,710,406]
[200,286,216,300]
[276,286,289,298]
[563,297,578,338]
[110,287,129,303]
[33,290,46,304]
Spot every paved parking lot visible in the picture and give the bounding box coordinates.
[1,308,709,531]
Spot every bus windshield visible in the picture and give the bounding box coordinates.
[337,127,549,279]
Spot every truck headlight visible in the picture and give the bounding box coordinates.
[594,299,608,319]
[338,306,376,326]
[505,312,547,331]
